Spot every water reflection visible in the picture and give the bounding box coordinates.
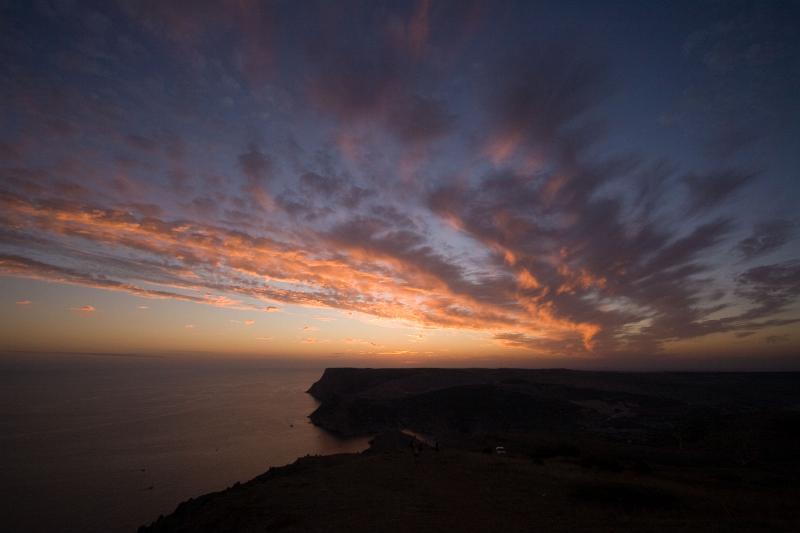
[0,354,369,533]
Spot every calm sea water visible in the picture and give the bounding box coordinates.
[0,354,369,533]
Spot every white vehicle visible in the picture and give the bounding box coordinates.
[495,446,507,455]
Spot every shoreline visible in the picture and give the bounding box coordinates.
[138,367,800,531]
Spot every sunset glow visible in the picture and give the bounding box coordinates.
[1,1,798,366]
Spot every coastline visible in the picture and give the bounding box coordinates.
[139,367,800,532]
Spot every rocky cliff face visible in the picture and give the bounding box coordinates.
[306,368,800,447]
[306,368,415,401]
[306,368,625,438]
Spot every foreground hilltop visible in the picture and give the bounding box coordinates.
[140,368,800,532]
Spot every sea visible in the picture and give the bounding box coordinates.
[0,353,370,533]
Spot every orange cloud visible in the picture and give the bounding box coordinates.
[0,192,604,355]
[15,300,32,305]
[485,130,522,165]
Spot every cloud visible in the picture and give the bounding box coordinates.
[15,300,32,305]
[765,334,789,344]
[0,252,260,311]
[300,2,457,148]
[184,324,195,329]
[244,319,255,326]
[119,0,276,85]
[494,333,537,349]
[385,95,455,145]
[342,337,376,346]
[238,144,272,184]
[682,170,754,214]
[737,219,795,260]
[1,3,797,360]
[482,41,609,165]
[71,305,96,313]
[736,261,800,318]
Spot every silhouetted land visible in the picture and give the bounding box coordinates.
[140,369,800,532]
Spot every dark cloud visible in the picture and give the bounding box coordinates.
[300,172,342,196]
[737,219,795,260]
[238,144,271,184]
[299,2,459,147]
[0,142,22,161]
[682,170,754,214]
[737,261,800,318]
[118,0,276,84]
[386,95,455,145]
[765,335,790,345]
[421,33,765,355]
[125,133,159,152]
[483,41,608,165]
[276,171,375,221]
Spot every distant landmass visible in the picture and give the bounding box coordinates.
[140,368,800,532]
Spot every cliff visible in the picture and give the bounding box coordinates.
[306,368,800,447]
[139,369,800,532]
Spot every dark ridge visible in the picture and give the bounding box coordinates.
[141,368,800,532]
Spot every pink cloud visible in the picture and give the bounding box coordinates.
[15,300,32,306]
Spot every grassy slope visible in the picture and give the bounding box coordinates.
[139,447,799,532]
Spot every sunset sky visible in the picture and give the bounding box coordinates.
[1,1,798,366]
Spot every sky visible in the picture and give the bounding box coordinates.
[1,0,798,367]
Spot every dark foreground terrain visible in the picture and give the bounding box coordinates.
[140,369,800,532]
